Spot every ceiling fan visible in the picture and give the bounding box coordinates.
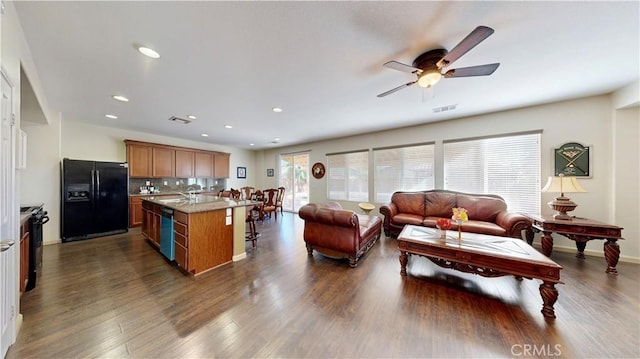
[377,26,500,98]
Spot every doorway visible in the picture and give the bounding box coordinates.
[279,153,309,212]
[1,69,17,358]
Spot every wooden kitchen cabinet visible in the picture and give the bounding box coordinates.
[173,211,189,270]
[125,139,230,179]
[175,150,195,178]
[194,152,213,178]
[152,147,175,177]
[172,209,232,275]
[141,201,161,247]
[129,196,144,227]
[20,218,30,294]
[214,153,230,178]
[127,143,152,177]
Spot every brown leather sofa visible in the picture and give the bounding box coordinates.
[299,202,382,268]
[379,190,531,239]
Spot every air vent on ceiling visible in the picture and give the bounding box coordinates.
[432,104,457,113]
[168,116,192,124]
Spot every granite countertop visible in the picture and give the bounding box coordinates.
[130,190,218,197]
[142,195,262,214]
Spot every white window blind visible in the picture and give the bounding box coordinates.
[444,132,541,214]
[327,151,369,201]
[373,143,435,203]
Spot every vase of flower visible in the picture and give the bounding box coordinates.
[452,208,469,242]
[436,218,452,239]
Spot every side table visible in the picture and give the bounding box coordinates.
[524,214,624,274]
[358,202,375,215]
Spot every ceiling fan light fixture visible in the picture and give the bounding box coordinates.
[417,71,442,88]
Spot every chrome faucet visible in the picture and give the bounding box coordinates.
[187,186,197,200]
[179,186,197,200]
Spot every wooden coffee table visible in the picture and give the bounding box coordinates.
[398,225,563,319]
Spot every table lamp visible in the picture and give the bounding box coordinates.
[541,174,586,220]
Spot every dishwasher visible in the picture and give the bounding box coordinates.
[160,207,175,260]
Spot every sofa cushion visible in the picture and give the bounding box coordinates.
[458,220,507,237]
[391,213,424,226]
[357,214,383,246]
[456,194,507,222]
[391,192,426,217]
[425,191,457,217]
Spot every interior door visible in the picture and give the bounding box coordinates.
[279,153,309,212]
[1,69,17,358]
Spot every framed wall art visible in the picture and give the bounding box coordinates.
[267,168,274,177]
[237,166,246,179]
[554,142,590,177]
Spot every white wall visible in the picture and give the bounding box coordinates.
[21,119,256,245]
[259,95,640,262]
[613,106,639,260]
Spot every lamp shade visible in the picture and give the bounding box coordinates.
[541,175,586,195]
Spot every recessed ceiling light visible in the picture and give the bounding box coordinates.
[201,133,208,137]
[249,143,255,146]
[224,125,233,129]
[105,114,118,119]
[112,95,129,102]
[274,138,280,142]
[272,107,283,113]
[138,46,160,59]
[188,115,197,120]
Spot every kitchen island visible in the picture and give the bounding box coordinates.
[141,195,259,276]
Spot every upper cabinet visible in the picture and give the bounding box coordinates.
[152,147,175,177]
[127,143,152,177]
[214,153,230,178]
[175,150,195,178]
[125,140,230,178]
[194,152,213,178]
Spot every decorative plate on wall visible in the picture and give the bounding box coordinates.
[312,162,326,179]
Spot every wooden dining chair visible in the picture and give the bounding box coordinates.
[275,186,285,215]
[262,188,278,220]
[240,186,255,200]
[250,190,265,221]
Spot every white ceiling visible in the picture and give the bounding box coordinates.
[15,1,639,150]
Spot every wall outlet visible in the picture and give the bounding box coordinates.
[164,181,168,186]
[145,181,151,186]
[176,181,180,185]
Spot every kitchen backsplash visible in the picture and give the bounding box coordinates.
[129,177,227,195]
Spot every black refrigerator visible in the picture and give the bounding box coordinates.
[61,158,129,242]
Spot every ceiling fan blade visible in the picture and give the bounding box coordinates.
[443,63,500,78]
[383,61,422,74]
[437,26,495,68]
[377,81,418,97]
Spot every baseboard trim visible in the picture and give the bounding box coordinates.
[532,243,640,264]
[233,252,247,262]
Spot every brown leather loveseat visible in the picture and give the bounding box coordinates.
[379,190,531,239]
[299,202,382,267]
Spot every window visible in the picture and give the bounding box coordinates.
[327,151,368,201]
[444,132,541,214]
[373,143,435,203]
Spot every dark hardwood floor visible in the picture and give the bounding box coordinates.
[7,212,639,358]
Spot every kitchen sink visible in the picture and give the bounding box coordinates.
[158,198,186,204]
